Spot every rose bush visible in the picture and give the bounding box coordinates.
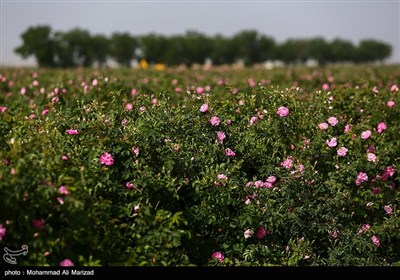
[0,66,399,266]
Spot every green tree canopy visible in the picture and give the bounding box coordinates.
[140,33,169,64]
[309,37,330,65]
[356,39,392,63]
[91,34,111,67]
[182,31,212,65]
[110,33,138,67]
[14,25,393,67]
[54,28,93,67]
[15,25,56,67]
[329,39,355,63]
[210,34,236,65]
[232,30,261,65]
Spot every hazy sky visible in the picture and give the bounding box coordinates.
[1,0,399,66]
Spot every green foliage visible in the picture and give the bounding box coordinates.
[0,66,399,266]
[14,26,392,68]
[14,25,57,67]
[110,33,138,67]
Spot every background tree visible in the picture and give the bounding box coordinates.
[91,34,111,68]
[162,35,186,66]
[53,31,73,68]
[14,25,393,67]
[309,37,330,65]
[14,25,56,67]
[232,30,260,65]
[54,28,93,67]
[258,35,276,62]
[140,33,169,64]
[110,33,138,67]
[356,39,392,63]
[210,34,235,65]
[329,39,355,63]
[182,30,212,65]
[276,40,298,64]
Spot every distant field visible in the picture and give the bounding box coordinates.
[0,65,399,266]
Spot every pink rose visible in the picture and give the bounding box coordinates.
[200,103,208,113]
[371,235,380,247]
[60,259,74,267]
[210,116,220,126]
[99,152,114,166]
[361,130,372,140]
[211,251,224,263]
[327,117,338,126]
[276,106,289,117]
[256,226,268,239]
[337,147,348,157]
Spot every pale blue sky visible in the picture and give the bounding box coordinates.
[1,0,399,66]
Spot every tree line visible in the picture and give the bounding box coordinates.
[15,25,392,68]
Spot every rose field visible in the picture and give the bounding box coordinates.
[0,65,399,266]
